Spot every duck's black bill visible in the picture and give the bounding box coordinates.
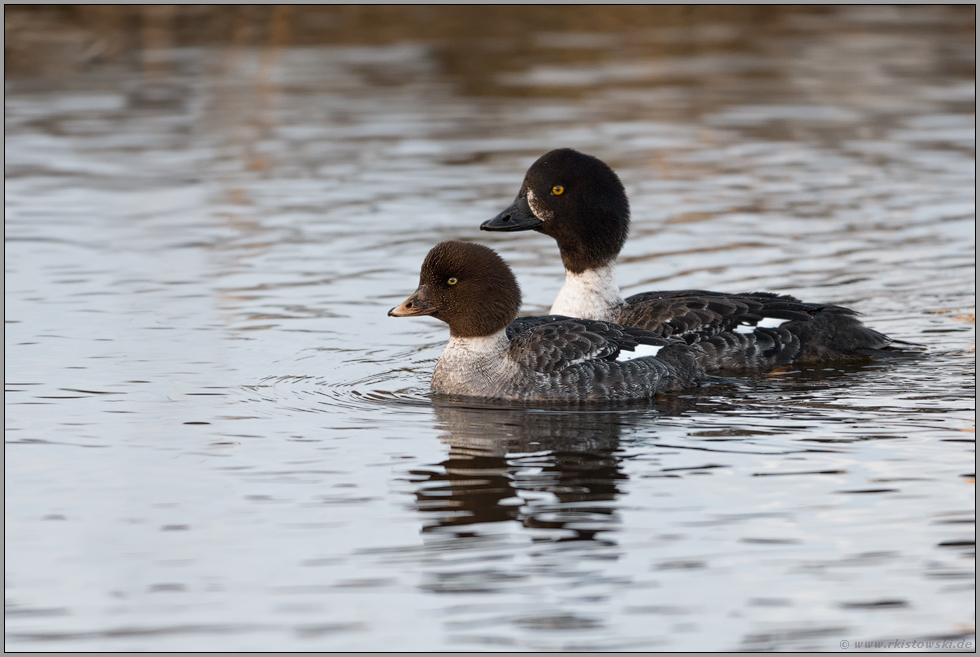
[480,196,542,232]
[388,286,437,318]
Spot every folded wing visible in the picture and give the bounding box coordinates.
[507,316,670,373]
[618,289,855,340]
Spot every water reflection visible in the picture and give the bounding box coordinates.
[415,403,636,540]
[413,394,722,539]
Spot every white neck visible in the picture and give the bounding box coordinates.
[443,330,511,359]
[549,263,624,321]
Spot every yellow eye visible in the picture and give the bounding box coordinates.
[552,185,564,195]
[448,277,458,285]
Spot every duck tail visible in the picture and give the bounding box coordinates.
[787,313,892,362]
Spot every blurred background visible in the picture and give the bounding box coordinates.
[5,5,975,652]
[17,5,969,79]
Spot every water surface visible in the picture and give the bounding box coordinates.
[5,6,975,651]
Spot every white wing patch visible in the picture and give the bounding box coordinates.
[735,317,788,334]
[617,344,663,361]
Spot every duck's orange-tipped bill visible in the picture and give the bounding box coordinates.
[388,286,437,318]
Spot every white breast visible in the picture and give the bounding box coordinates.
[431,330,516,397]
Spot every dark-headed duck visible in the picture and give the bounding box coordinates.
[388,241,703,402]
[481,148,891,369]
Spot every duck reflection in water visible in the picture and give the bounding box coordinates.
[409,398,697,542]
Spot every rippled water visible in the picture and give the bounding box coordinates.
[5,6,975,651]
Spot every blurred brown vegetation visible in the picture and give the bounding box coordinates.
[7,4,973,104]
[5,5,830,78]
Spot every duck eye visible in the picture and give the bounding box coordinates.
[552,185,564,196]
[447,277,458,285]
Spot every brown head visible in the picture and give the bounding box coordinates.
[388,241,522,338]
